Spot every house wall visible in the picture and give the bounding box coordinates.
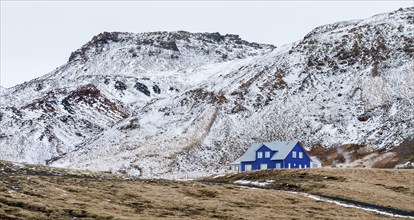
[231,164,241,172]
[283,143,311,169]
[240,145,269,171]
[312,161,322,168]
[241,145,279,171]
[239,142,312,171]
[273,160,284,168]
[240,161,253,171]
[252,145,277,170]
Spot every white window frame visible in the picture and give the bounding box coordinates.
[245,164,252,171]
[292,151,297,158]
[265,151,270,158]
[260,164,268,170]
[257,152,263,159]
[299,152,303,159]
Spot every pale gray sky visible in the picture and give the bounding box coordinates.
[1,1,412,88]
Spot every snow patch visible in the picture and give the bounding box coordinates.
[234,180,275,187]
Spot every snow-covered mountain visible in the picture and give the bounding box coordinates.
[1,8,413,178]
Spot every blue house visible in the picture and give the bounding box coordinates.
[230,140,311,172]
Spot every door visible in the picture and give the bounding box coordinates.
[288,163,291,169]
[260,164,268,170]
[299,164,302,169]
[275,163,281,169]
[245,164,252,171]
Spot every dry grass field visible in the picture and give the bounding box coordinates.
[0,160,412,219]
[212,168,414,212]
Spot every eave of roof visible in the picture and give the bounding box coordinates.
[231,140,299,164]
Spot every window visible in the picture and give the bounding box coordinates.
[265,151,270,158]
[275,163,281,168]
[260,164,268,170]
[245,164,252,171]
[292,151,297,158]
[257,152,263,158]
[299,152,303,159]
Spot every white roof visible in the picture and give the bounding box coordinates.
[231,140,299,164]
[310,156,321,163]
[230,158,241,165]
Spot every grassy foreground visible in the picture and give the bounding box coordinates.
[210,168,414,212]
[0,160,412,219]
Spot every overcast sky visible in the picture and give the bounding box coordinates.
[1,1,412,88]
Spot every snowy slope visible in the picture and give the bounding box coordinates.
[0,8,413,178]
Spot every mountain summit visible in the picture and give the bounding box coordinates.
[1,7,413,178]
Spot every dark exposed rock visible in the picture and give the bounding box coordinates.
[39,126,57,142]
[358,114,370,122]
[153,85,161,94]
[148,49,161,56]
[115,81,127,91]
[61,84,101,114]
[68,30,275,63]
[170,54,179,59]
[371,63,379,76]
[225,34,240,40]
[231,104,247,114]
[159,41,179,52]
[180,88,228,106]
[204,32,224,42]
[142,39,154,45]
[24,92,58,113]
[129,48,139,57]
[134,82,150,96]
[92,32,122,44]
[61,84,128,118]
[61,98,74,114]
[169,87,179,92]
[69,32,123,62]
[35,83,43,91]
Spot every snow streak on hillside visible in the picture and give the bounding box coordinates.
[1,8,413,178]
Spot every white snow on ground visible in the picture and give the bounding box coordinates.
[302,193,414,219]
[234,185,413,218]
[0,8,413,178]
[234,180,275,187]
[212,174,226,179]
[284,191,413,218]
[395,161,414,169]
